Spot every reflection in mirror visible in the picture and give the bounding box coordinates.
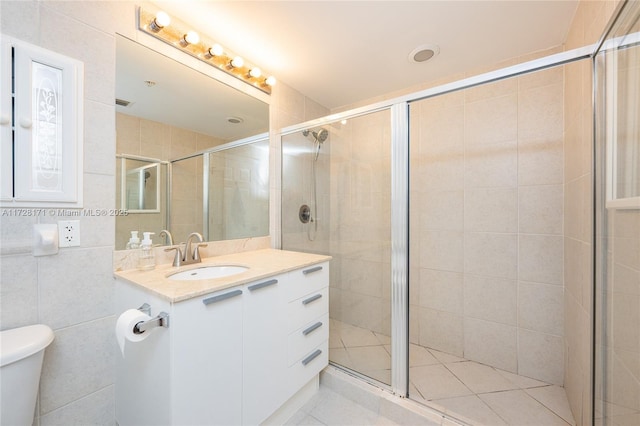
[169,155,203,243]
[115,156,168,250]
[121,158,161,212]
[208,138,269,241]
[168,135,270,244]
[115,34,269,248]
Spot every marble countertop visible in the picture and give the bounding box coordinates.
[114,248,331,303]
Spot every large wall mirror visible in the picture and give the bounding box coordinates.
[115,34,269,249]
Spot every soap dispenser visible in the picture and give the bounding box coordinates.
[126,231,140,250]
[137,232,156,271]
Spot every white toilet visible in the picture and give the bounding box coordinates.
[0,324,55,426]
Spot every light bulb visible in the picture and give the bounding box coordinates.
[182,31,199,46]
[249,67,262,78]
[208,44,223,57]
[150,11,170,31]
[265,76,276,86]
[230,56,244,68]
[155,11,170,28]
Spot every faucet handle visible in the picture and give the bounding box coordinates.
[164,246,183,267]
[193,243,208,261]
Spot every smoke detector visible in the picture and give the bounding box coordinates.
[408,44,440,63]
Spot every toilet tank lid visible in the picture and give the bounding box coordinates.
[0,325,54,367]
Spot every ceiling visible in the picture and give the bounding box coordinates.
[155,1,579,111]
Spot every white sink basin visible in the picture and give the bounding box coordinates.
[168,265,249,281]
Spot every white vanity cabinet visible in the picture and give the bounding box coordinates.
[242,275,288,425]
[283,264,330,398]
[115,260,329,426]
[172,287,244,426]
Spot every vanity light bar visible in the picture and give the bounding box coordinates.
[138,7,275,94]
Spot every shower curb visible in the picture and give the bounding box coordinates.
[320,365,472,426]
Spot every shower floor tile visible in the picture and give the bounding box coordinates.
[330,319,576,426]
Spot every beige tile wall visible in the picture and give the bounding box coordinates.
[269,76,330,249]
[601,212,640,416]
[409,66,566,385]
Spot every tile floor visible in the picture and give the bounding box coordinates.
[285,366,456,426]
[284,387,401,426]
[328,319,576,426]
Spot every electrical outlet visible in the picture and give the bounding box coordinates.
[58,220,80,247]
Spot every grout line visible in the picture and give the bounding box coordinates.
[524,388,576,426]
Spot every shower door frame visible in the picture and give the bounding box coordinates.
[593,0,640,423]
[279,43,596,398]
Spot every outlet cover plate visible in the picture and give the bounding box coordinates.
[58,220,80,247]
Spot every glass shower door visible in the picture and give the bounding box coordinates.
[281,108,394,386]
[594,1,640,424]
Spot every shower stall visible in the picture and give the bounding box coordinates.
[282,67,572,423]
[281,2,639,424]
[282,109,394,385]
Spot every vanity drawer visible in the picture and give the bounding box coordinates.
[287,287,328,333]
[287,262,329,302]
[287,341,328,398]
[287,313,329,366]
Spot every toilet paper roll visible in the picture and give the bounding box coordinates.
[116,309,152,357]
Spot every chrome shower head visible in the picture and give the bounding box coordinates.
[302,127,329,143]
[315,128,329,143]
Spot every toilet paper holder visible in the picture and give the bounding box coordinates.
[133,303,170,334]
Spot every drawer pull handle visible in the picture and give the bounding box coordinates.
[202,289,242,305]
[248,279,278,292]
[303,266,323,275]
[302,349,322,366]
[302,294,322,305]
[302,321,323,336]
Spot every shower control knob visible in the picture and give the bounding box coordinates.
[299,205,311,224]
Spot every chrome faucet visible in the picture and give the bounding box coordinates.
[164,232,208,267]
[183,232,207,264]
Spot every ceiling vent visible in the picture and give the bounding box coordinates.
[116,98,132,107]
[226,116,244,124]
